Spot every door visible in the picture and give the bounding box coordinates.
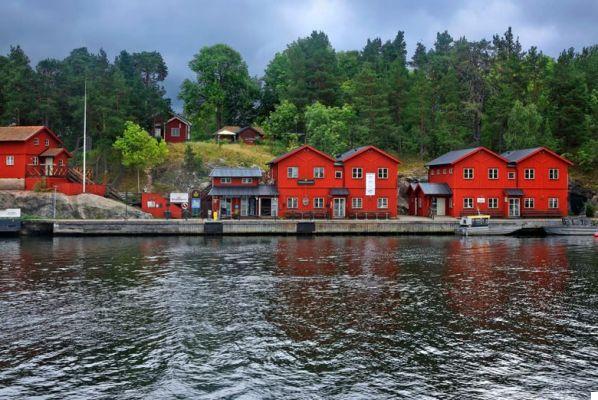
[436,198,446,216]
[333,198,346,218]
[508,198,520,217]
[220,198,231,217]
[271,198,278,217]
[45,157,54,176]
[260,198,272,217]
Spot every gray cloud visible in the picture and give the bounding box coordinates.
[1,0,596,111]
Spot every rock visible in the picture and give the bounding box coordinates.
[0,190,151,219]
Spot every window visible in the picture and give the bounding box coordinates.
[58,159,64,167]
[488,168,499,179]
[449,168,453,174]
[335,170,342,179]
[508,171,516,180]
[549,169,559,180]
[5,155,14,166]
[488,198,499,208]
[430,169,435,175]
[442,169,447,175]
[44,139,49,146]
[287,197,298,209]
[524,169,535,180]
[463,168,474,179]
[377,197,388,209]
[32,156,38,165]
[378,168,388,179]
[287,167,298,178]
[463,198,474,208]
[33,137,39,145]
[352,167,363,179]
[220,177,231,184]
[314,167,324,179]
[352,198,362,209]
[171,127,180,137]
[241,178,253,184]
[524,198,535,208]
[313,198,324,208]
[549,198,558,209]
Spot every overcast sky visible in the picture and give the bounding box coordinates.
[1,0,597,111]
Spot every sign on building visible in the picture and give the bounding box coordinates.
[170,192,189,204]
[365,173,376,196]
[0,208,21,218]
[477,197,485,204]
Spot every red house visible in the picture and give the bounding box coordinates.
[269,145,400,218]
[159,115,191,143]
[208,167,278,218]
[0,125,105,195]
[214,126,264,144]
[408,146,571,218]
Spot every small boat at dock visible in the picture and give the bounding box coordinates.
[456,214,491,236]
[0,208,22,235]
[544,217,597,236]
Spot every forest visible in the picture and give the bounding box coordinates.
[1,27,596,176]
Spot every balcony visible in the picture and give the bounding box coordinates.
[25,165,93,180]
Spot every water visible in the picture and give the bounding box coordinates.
[0,235,596,399]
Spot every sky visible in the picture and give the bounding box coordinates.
[1,0,597,111]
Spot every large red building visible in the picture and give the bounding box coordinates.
[269,145,400,218]
[408,146,572,218]
[0,125,105,195]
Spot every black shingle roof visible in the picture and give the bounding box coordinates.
[336,146,368,162]
[425,148,480,167]
[501,148,542,163]
[418,183,452,196]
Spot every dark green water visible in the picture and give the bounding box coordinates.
[0,235,596,399]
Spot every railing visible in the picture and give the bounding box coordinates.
[348,211,390,220]
[520,209,561,218]
[284,211,329,219]
[460,209,504,217]
[25,165,93,179]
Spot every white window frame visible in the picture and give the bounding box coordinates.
[171,127,180,137]
[241,178,253,184]
[33,137,39,146]
[548,198,558,209]
[488,168,499,180]
[287,197,298,209]
[524,198,535,208]
[32,156,39,166]
[463,168,474,180]
[220,177,231,184]
[335,170,342,179]
[378,168,388,179]
[549,169,559,180]
[430,169,435,175]
[5,155,14,166]
[488,198,499,209]
[287,167,298,178]
[313,167,324,179]
[463,198,474,208]
[508,171,516,180]
[44,139,49,146]
[352,167,363,179]
[524,169,535,180]
[313,197,324,208]
[442,168,447,175]
[449,168,453,174]
[377,197,388,209]
[58,159,64,167]
[352,197,362,209]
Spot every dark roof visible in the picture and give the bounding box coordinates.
[426,148,480,167]
[167,114,192,126]
[337,146,368,161]
[209,167,263,178]
[208,185,278,197]
[330,188,350,196]
[268,144,336,165]
[40,148,71,157]
[236,126,265,136]
[336,145,401,164]
[418,183,452,196]
[501,148,542,163]
[504,188,524,196]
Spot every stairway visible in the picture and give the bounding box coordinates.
[66,168,122,201]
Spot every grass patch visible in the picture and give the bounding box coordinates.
[167,141,275,169]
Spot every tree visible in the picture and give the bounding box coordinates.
[262,100,300,145]
[0,46,37,125]
[180,44,258,129]
[304,102,355,155]
[113,121,168,192]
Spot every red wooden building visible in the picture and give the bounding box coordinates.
[213,126,264,144]
[408,146,571,218]
[154,115,191,143]
[208,167,278,218]
[268,145,400,218]
[0,125,105,195]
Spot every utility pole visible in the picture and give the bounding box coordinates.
[83,80,87,193]
[52,186,57,219]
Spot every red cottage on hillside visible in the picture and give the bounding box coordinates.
[501,147,572,218]
[208,167,278,218]
[269,145,400,218]
[214,126,264,144]
[0,125,105,195]
[159,115,191,143]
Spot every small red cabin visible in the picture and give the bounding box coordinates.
[214,126,264,144]
[162,115,191,143]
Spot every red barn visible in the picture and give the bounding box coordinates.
[208,167,278,218]
[408,146,572,218]
[0,125,105,195]
[163,115,191,143]
[269,144,400,219]
[501,147,572,217]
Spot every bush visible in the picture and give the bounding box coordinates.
[585,202,596,217]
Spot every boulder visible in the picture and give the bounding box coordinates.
[0,190,151,219]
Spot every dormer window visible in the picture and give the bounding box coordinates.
[33,137,39,145]
[44,139,49,146]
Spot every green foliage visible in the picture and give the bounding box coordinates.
[262,100,300,145]
[114,121,168,170]
[183,143,205,174]
[304,102,356,155]
[585,201,596,217]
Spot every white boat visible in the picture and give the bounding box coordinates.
[456,214,491,236]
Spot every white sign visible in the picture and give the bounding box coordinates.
[181,202,189,210]
[365,173,376,196]
[170,193,189,203]
[477,197,485,203]
[0,208,21,218]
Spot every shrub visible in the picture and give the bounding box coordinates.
[585,202,596,217]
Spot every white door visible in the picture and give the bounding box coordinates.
[436,198,446,216]
[271,198,278,217]
[333,198,346,218]
[44,157,54,176]
[508,198,520,217]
